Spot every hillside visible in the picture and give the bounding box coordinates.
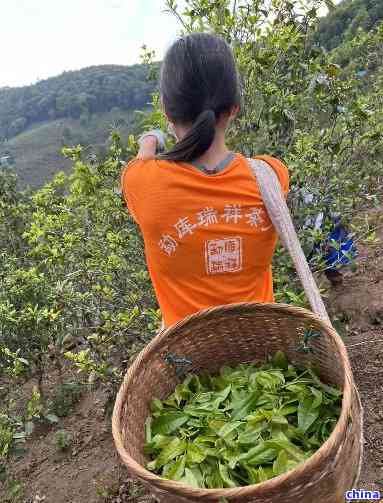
[0,64,156,188]
[2,109,137,188]
[0,64,157,141]
[314,0,383,49]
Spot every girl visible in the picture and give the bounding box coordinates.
[121,32,289,329]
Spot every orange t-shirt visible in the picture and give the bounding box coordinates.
[121,153,289,328]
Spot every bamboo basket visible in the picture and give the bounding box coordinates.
[112,302,363,503]
[112,159,363,502]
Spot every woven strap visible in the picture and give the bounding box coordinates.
[248,158,331,325]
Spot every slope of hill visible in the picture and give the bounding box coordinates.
[0,64,157,141]
[2,109,137,188]
[314,0,383,49]
[0,63,157,188]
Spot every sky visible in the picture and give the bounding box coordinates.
[0,0,181,88]
[0,0,335,89]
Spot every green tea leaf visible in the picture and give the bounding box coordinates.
[150,399,163,413]
[145,354,342,488]
[163,454,186,480]
[264,437,306,463]
[237,423,267,445]
[231,391,260,420]
[218,420,242,438]
[298,398,320,434]
[219,463,238,488]
[272,351,289,370]
[238,441,277,465]
[278,404,298,416]
[258,466,274,482]
[155,437,187,468]
[179,467,201,488]
[152,412,189,436]
[310,387,323,408]
[271,414,288,425]
[273,449,288,475]
[186,442,206,464]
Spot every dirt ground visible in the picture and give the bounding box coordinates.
[326,210,383,492]
[1,213,382,503]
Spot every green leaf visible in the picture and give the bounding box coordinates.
[273,449,288,476]
[151,412,189,436]
[246,448,278,466]
[310,387,323,408]
[271,414,288,425]
[238,441,277,465]
[219,463,238,488]
[244,464,259,484]
[150,399,164,413]
[144,358,342,488]
[231,391,260,420]
[279,404,298,416]
[237,423,267,445]
[218,421,242,438]
[298,398,320,434]
[258,466,274,482]
[206,465,224,489]
[186,442,206,465]
[208,419,227,433]
[272,351,288,370]
[189,465,205,488]
[154,437,187,468]
[174,383,192,404]
[163,454,186,480]
[319,382,342,398]
[179,467,201,488]
[265,437,306,463]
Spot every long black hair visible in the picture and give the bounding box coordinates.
[157,32,241,163]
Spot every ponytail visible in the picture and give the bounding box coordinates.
[159,32,240,162]
[157,109,216,163]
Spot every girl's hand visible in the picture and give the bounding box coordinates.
[137,135,158,160]
[136,129,166,160]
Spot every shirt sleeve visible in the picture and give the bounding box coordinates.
[120,159,145,224]
[254,155,290,197]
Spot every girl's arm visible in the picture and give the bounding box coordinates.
[136,129,166,160]
[137,135,158,160]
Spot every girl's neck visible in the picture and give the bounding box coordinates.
[177,126,230,168]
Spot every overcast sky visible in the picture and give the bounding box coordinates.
[0,0,181,88]
[1,0,334,89]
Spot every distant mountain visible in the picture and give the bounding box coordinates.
[0,64,157,188]
[0,64,157,142]
[314,0,383,50]
[2,110,138,189]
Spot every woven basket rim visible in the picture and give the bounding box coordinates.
[112,302,355,498]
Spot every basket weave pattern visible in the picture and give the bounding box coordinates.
[112,303,363,503]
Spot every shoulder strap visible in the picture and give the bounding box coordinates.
[247,158,331,324]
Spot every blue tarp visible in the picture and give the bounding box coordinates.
[313,217,357,271]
